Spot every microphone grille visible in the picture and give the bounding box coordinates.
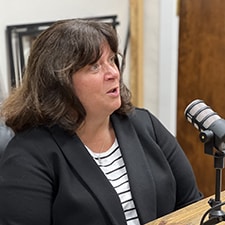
[184,99,221,131]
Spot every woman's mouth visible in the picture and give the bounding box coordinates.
[107,87,120,97]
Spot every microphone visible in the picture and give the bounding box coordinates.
[184,99,225,152]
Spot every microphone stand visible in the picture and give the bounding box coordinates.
[200,130,225,225]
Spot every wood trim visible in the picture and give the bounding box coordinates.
[129,0,144,107]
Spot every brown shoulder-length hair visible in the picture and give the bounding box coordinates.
[1,18,134,134]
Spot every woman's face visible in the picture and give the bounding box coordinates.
[72,43,121,118]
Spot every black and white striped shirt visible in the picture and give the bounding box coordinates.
[86,139,141,225]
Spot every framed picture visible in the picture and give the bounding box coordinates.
[6,15,119,87]
[6,21,53,87]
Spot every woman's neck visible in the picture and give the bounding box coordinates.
[76,116,115,153]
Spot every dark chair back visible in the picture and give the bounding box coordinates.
[0,121,14,158]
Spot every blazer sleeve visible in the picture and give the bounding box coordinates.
[130,108,203,209]
[0,131,54,225]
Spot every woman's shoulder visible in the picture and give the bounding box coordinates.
[0,125,58,184]
[12,126,51,141]
[8,125,73,152]
[126,107,172,141]
[6,126,59,155]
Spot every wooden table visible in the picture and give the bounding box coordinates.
[145,191,225,225]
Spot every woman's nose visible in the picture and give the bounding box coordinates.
[104,65,120,80]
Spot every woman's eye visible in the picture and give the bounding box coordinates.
[109,55,116,63]
[90,63,100,71]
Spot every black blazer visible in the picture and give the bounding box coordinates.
[0,108,202,225]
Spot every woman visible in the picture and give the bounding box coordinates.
[0,19,202,225]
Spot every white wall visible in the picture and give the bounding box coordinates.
[0,0,179,135]
[144,0,179,135]
[143,0,160,116]
[158,0,179,135]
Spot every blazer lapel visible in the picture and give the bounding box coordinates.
[49,125,127,225]
[111,114,157,223]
